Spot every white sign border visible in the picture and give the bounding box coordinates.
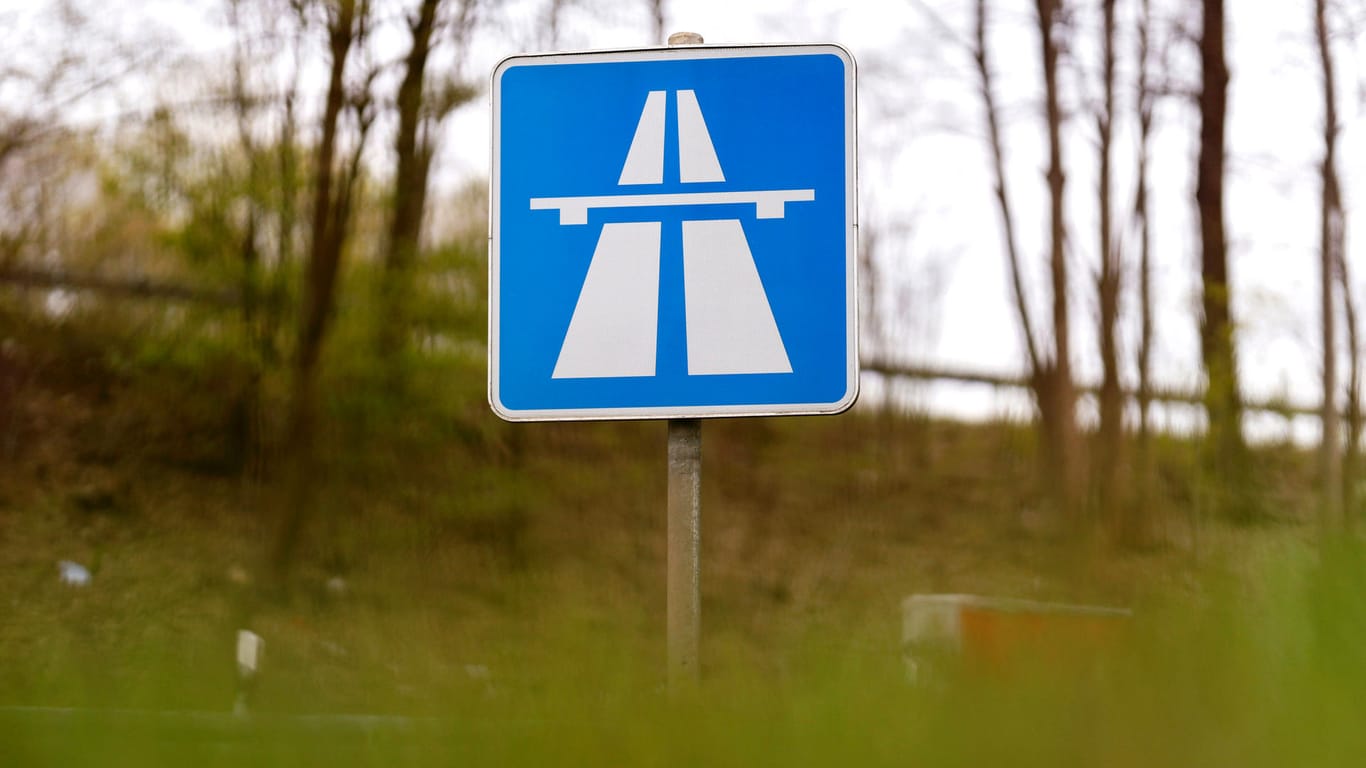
[488,43,859,422]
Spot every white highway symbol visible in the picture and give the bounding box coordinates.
[531,89,814,380]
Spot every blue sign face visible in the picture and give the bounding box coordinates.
[490,45,857,421]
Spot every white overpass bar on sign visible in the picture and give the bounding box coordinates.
[530,189,816,225]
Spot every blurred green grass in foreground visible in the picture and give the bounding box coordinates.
[4,540,1366,767]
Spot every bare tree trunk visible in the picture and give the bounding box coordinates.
[1035,0,1080,518]
[973,0,1043,379]
[975,0,1078,517]
[1340,254,1361,531]
[1316,0,1344,531]
[649,0,666,44]
[273,0,370,584]
[859,219,884,365]
[1096,0,1125,534]
[379,0,442,374]
[1197,0,1248,519]
[1132,0,1156,536]
[379,0,479,379]
[544,0,567,49]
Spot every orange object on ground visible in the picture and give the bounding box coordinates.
[902,594,1131,681]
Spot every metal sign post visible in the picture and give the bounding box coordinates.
[664,29,705,693]
[666,416,701,687]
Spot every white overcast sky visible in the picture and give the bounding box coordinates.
[8,0,1365,437]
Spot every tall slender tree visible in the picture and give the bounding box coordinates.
[648,0,666,43]
[379,0,479,378]
[973,0,1042,397]
[381,0,441,370]
[1196,0,1248,518]
[1034,0,1081,516]
[1338,245,1361,530]
[973,0,1079,516]
[1132,0,1158,535]
[1316,0,1346,529]
[273,0,376,582]
[1096,0,1124,530]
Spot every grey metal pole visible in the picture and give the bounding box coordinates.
[666,31,704,691]
[667,418,701,688]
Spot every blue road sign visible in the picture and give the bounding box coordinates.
[489,44,857,421]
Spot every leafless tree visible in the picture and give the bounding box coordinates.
[648,0,666,43]
[1338,242,1361,530]
[540,0,582,49]
[972,0,1079,516]
[1034,0,1081,515]
[973,0,1043,385]
[1095,0,1124,532]
[1131,0,1157,535]
[1344,1,1366,529]
[1196,0,1249,518]
[1316,0,1348,529]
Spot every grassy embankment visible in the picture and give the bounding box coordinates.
[2,305,1363,765]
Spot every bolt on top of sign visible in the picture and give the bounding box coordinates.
[490,44,857,421]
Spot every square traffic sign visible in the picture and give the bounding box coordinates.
[489,44,857,421]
